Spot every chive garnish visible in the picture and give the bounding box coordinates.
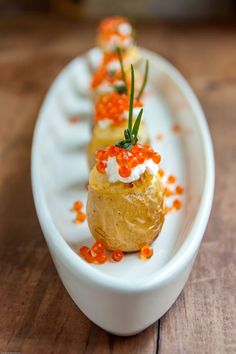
[116,47,128,94]
[116,64,143,150]
[136,60,149,100]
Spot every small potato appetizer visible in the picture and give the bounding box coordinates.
[87,145,165,252]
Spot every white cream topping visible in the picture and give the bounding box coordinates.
[104,34,134,51]
[97,107,143,129]
[96,81,114,94]
[96,79,124,94]
[107,60,120,73]
[105,157,159,183]
[123,107,141,120]
[118,23,132,36]
[97,119,112,129]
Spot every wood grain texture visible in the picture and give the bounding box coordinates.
[0,16,235,354]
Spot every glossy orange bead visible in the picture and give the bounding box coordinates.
[116,152,131,166]
[127,156,138,168]
[96,161,107,174]
[93,253,108,264]
[130,144,140,154]
[165,188,172,198]
[112,250,124,262]
[96,149,108,162]
[72,200,83,212]
[175,185,184,195]
[152,153,161,164]
[91,241,105,255]
[158,168,165,178]
[173,199,182,210]
[119,166,131,178]
[140,245,154,260]
[79,246,94,263]
[75,212,86,223]
[143,145,153,159]
[108,145,119,156]
[168,175,176,184]
[136,152,145,164]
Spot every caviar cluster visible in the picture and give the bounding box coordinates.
[80,241,124,264]
[91,52,123,89]
[71,201,86,223]
[95,92,142,126]
[79,241,154,264]
[98,16,131,40]
[157,169,184,214]
[96,144,161,178]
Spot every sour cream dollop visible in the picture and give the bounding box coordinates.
[106,156,159,183]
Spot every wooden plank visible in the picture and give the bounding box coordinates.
[85,324,158,354]
[0,15,235,353]
[156,23,236,354]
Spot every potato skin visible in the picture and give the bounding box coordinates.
[86,168,165,252]
[87,121,149,169]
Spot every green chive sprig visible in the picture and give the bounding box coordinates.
[116,64,144,150]
[116,47,128,94]
[136,60,149,100]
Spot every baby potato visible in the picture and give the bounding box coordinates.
[86,168,165,252]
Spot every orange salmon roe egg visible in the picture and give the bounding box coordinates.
[152,153,161,164]
[165,188,173,198]
[75,212,86,223]
[140,245,154,260]
[119,166,131,178]
[158,168,165,177]
[95,92,143,126]
[112,250,124,262]
[173,199,182,210]
[176,185,184,195]
[168,175,176,184]
[95,145,162,177]
[72,200,83,212]
[98,16,130,38]
[96,161,107,174]
[79,246,94,263]
[91,241,105,255]
[93,253,108,264]
[96,149,108,162]
[107,145,120,156]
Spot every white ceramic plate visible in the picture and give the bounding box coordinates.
[31,48,214,335]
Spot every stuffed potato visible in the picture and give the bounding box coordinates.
[86,146,165,252]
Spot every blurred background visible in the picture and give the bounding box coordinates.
[0,0,236,21]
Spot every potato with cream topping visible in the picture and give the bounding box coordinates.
[87,145,165,252]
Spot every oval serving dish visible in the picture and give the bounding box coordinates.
[31,48,214,336]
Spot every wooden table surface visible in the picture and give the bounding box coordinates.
[0,15,235,354]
